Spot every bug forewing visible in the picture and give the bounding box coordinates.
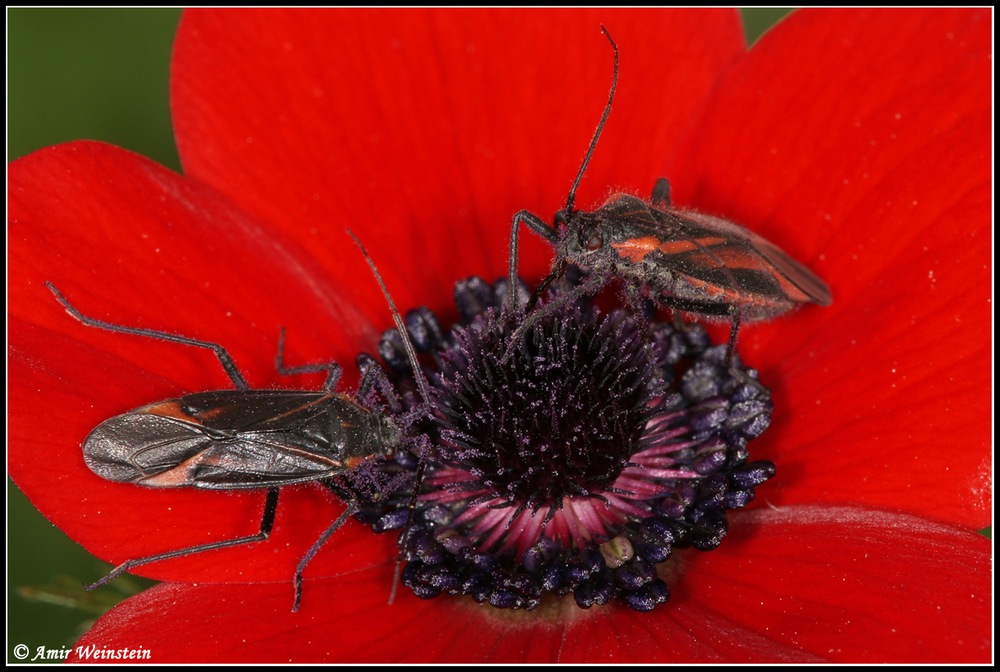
[84,391,400,490]
[672,209,832,308]
[84,406,215,484]
[178,390,330,431]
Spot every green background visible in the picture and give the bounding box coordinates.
[7,8,791,661]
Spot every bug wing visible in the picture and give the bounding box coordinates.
[83,394,352,490]
[84,406,216,484]
[138,430,352,490]
[599,196,830,318]
[735,224,832,306]
[674,209,832,307]
[177,390,330,432]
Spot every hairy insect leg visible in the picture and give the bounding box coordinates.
[274,327,343,391]
[500,272,606,364]
[387,432,434,605]
[46,281,249,390]
[620,283,664,368]
[725,307,743,370]
[525,259,567,312]
[356,355,403,413]
[508,210,560,310]
[657,295,745,369]
[292,498,358,612]
[87,487,280,591]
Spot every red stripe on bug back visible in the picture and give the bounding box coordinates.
[766,271,817,304]
[611,236,730,264]
[610,236,660,263]
[677,273,744,303]
[709,247,820,304]
[703,246,769,271]
[344,454,379,469]
[138,453,211,488]
[655,236,728,256]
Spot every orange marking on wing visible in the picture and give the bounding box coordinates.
[610,236,660,262]
[681,275,741,301]
[611,236,730,262]
[656,237,728,256]
[138,456,206,487]
[141,399,195,422]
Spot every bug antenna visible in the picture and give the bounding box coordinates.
[346,231,435,607]
[565,25,618,217]
[345,229,434,414]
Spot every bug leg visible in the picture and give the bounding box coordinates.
[508,210,560,311]
[86,487,280,591]
[46,281,249,390]
[500,272,606,364]
[356,355,403,412]
[620,283,662,368]
[292,499,358,612]
[388,447,428,605]
[274,327,343,391]
[651,178,672,208]
[526,259,566,312]
[725,307,743,369]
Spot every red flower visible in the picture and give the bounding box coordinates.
[8,8,990,663]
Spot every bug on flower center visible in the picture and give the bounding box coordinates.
[506,27,831,366]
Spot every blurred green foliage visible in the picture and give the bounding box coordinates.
[7,8,791,662]
[7,8,182,168]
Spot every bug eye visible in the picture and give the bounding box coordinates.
[584,232,604,251]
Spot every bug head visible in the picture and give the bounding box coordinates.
[558,210,608,265]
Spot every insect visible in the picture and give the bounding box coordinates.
[506,27,831,364]
[45,231,432,612]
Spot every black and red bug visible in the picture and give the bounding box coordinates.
[45,230,432,612]
[506,27,831,363]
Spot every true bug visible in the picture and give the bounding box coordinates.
[506,27,831,364]
[45,231,432,612]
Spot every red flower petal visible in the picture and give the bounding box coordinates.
[680,506,992,663]
[70,506,990,663]
[171,8,747,302]
[9,141,395,584]
[667,9,991,526]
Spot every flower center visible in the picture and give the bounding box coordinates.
[433,305,652,526]
[356,275,776,611]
